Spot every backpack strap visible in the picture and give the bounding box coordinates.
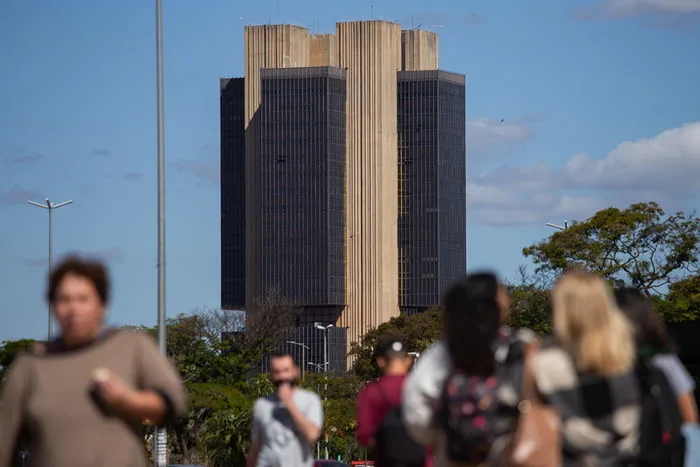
[642,361,677,445]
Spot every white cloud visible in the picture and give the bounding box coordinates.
[572,0,700,28]
[597,0,700,17]
[467,117,534,155]
[469,121,700,226]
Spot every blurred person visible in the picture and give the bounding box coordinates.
[247,352,323,467]
[355,335,428,467]
[531,269,640,465]
[0,256,187,467]
[615,287,691,466]
[615,287,698,423]
[402,272,536,467]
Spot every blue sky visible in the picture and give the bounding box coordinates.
[1,0,699,341]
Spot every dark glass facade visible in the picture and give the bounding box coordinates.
[259,67,347,324]
[397,70,466,314]
[220,78,246,309]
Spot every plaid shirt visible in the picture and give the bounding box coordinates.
[532,338,641,466]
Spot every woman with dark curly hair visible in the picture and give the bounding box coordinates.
[0,255,187,467]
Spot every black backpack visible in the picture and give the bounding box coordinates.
[636,360,685,467]
[439,331,521,464]
[374,386,426,467]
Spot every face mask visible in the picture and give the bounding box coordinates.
[273,378,299,388]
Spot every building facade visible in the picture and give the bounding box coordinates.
[220,21,466,354]
[397,70,466,315]
[258,66,347,325]
[220,77,246,309]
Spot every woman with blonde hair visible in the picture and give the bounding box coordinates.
[532,269,641,465]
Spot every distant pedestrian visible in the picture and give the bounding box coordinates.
[356,335,429,467]
[247,352,323,467]
[0,255,187,467]
[402,272,537,467]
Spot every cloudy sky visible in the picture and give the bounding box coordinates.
[1,0,699,340]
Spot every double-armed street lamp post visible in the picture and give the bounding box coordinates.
[27,198,73,341]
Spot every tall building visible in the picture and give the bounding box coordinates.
[220,21,466,352]
[397,70,467,315]
[220,78,246,309]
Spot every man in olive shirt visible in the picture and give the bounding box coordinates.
[247,353,323,467]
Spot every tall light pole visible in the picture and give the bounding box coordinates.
[315,323,333,459]
[154,0,167,465]
[27,198,72,341]
[307,361,328,460]
[286,340,309,380]
[546,220,568,231]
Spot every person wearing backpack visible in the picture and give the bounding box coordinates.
[355,335,429,467]
[615,287,696,467]
[402,272,537,467]
[529,270,641,465]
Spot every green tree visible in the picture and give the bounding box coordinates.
[349,307,443,381]
[0,338,36,383]
[523,202,700,295]
[506,267,552,335]
[658,274,700,322]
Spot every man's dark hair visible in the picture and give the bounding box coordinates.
[614,287,676,353]
[270,351,297,365]
[47,255,110,305]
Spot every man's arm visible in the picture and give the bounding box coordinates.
[286,396,322,444]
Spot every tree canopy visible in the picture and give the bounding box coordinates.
[523,202,700,295]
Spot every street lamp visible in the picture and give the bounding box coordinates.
[546,220,568,231]
[314,323,333,460]
[27,198,73,341]
[307,360,329,460]
[286,340,310,380]
[315,323,334,373]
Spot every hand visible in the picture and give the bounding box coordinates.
[276,382,294,405]
[91,368,136,412]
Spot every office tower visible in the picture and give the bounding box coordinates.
[259,66,347,325]
[220,78,246,309]
[244,25,312,313]
[397,71,467,315]
[220,21,466,353]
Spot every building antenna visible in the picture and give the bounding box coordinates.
[276,0,280,22]
[370,0,374,19]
